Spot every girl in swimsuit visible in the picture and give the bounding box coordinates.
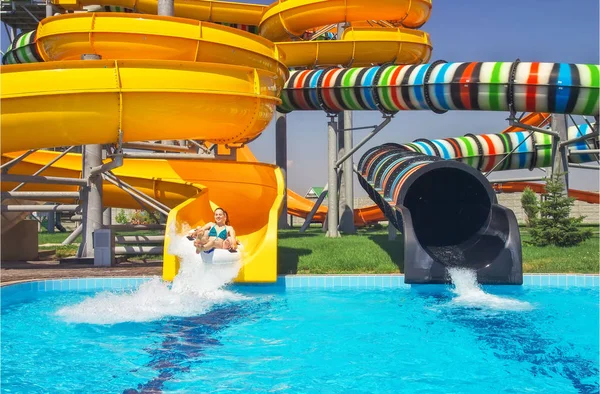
[191,208,238,254]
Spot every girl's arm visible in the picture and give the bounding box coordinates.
[228,226,238,248]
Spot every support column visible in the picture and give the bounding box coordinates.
[388,222,397,241]
[157,0,174,17]
[158,0,175,145]
[45,0,53,17]
[103,207,112,226]
[550,114,569,193]
[338,111,355,233]
[79,54,104,258]
[275,112,289,229]
[326,120,340,237]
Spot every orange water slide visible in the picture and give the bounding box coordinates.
[493,182,599,204]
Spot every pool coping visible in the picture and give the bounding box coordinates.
[1,273,599,291]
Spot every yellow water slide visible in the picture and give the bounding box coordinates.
[1,151,284,282]
[1,0,434,282]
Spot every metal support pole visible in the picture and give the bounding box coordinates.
[103,207,112,226]
[388,222,397,241]
[62,224,83,245]
[550,114,569,192]
[489,176,547,183]
[300,184,328,232]
[275,111,289,229]
[2,174,87,186]
[568,163,600,170]
[158,0,174,16]
[1,150,36,173]
[1,204,79,212]
[103,173,171,215]
[326,120,340,237]
[79,53,104,259]
[337,112,355,233]
[11,146,77,192]
[46,211,55,233]
[334,116,392,168]
[1,191,80,200]
[122,142,193,153]
[46,0,53,17]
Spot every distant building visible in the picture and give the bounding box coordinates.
[305,186,326,199]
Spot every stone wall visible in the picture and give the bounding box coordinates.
[496,192,599,224]
[291,193,599,226]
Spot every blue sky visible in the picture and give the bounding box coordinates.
[2,0,599,196]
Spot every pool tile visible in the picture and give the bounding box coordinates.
[300,277,309,288]
[567,276,577,287]
[541,276,549,286]
[341,277,349,287]
[325,277,333,288]
[333,276,342,288]
[558,276,567,287]
[366,276,374,287]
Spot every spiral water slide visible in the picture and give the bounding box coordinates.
[0,0,434,282]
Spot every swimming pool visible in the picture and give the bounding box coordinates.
[2,273,598,393]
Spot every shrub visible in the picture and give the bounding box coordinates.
[115,209,129,224]
[520,187,539,227]
[529,175,593,247]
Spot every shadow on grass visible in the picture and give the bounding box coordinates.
[278,246,312,275]
[366,234,405,273]
[278,231,322,240]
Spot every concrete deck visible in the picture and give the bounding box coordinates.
[1,259,162,286]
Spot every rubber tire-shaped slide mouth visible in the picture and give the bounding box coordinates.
[357,147,523,284]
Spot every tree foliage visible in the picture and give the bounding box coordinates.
[520,186,539,227]
[528,175,593,247]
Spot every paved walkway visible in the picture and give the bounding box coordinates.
[1,260,162,286]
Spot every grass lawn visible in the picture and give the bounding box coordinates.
[35,226,599,274]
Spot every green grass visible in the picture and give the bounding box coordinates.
[278,227,401,274]
[34,226,599,274]
[520,228,599,273]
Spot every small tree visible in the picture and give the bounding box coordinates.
[115,209,129,224]
[529,175,593,247]
[520,187,539,227]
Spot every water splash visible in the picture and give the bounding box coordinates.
[56,223,246,325]
[447,268,533,311]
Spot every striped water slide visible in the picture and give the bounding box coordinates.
[279,62,600,116]
[399,125,598,170]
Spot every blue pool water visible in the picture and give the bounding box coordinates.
[2,273,598,393]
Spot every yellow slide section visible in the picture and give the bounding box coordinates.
[1,151,284,282]
[44,0,432,67]
[1,59,282,154]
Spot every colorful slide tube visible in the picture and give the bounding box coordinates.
[1,150,284,282]
[357,145,522,285]
[394,125,598,172]
[278,62,599,116]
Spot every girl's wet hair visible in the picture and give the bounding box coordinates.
[214,207,230,225]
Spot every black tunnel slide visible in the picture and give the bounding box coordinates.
[357,144,523,285]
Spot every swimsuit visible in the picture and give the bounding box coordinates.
[203,225,228,253]
[208,226,228,240]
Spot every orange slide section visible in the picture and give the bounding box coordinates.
[493,182,600,204]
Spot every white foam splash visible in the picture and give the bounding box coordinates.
[447,267,533,311]
[56,223,246,325]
